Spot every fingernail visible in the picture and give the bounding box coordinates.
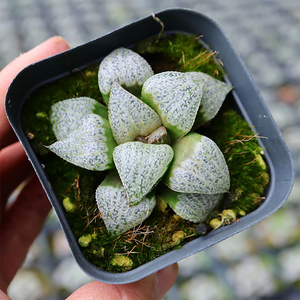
[45,36,70,51]
[55,35,69,45]
[155,263,179,299]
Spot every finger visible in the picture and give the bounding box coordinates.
[0,289,12,300]
[66,263,179,300]
[0,142,34,218]
[0,36,70,150]
[155,263,179,299]
[0,175,51,291]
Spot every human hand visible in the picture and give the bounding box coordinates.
[0,36,71,298]
[0,36,178,300]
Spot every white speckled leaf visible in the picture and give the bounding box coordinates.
[113,142,174,205]
[159,185,223,223]
[47,114,117,171]
[50,97,108,140]
[108,82,162,144]
[163,132,230,194]
[141,71,204,141]
[96,170,156,236]
[189,72,232,128]
[98,47,154,104]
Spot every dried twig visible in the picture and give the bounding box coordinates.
[151,12,164,43]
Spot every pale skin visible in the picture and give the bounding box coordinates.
[0,36,178,300]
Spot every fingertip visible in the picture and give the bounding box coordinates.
[1,35,70,80]
[21,35,70,61]
[66,265,179,300]
[155,263,179,299]
[0,289,11,300]
[43,36,70,53]
[0,36,70,150]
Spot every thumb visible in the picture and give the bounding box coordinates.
[66,263,178,300]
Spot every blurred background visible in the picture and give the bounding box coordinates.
[1,0,299,299]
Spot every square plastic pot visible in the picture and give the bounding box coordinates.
[5,8,294,284]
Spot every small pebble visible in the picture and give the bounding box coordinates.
[197,224,208,235]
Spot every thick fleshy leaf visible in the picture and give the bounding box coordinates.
[47,114,117,171]
[189,72,232,128]
[159,185,223,223]
[50,97,108,140]
[108,82,162,144]
[141,71,204,141]
[113,142,174,205]
[96,170,156,236]
[98,47,154,104]
[163,132,230,194]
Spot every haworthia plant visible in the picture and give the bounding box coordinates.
[96,170,156,236]
[188,72,232,128]
[163,132,230,194]
[159,185,223,223]
[48,46,233,238]
[108,82,162,144]
[98,47,154,105]
[113,142,174,206]
[47,114,117,171]
[50,97,108,140]
[141,71,204,141]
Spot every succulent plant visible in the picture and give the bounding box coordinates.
[48,47,232,237]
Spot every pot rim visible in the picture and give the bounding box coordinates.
[5,8,294,284]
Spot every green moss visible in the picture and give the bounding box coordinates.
[62,197,76,212]
[78,234,93,247]
[201,108,268,213]
[155,195,168,212]
[110,255,134,271]
[134,33,226,80]
[21,33,268,273]
[22,65,102,148]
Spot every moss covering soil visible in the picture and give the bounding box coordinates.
[22,33,269,272]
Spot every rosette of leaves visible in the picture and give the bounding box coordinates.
[48,47,232,237]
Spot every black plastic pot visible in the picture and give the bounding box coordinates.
[5,8,294,284]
